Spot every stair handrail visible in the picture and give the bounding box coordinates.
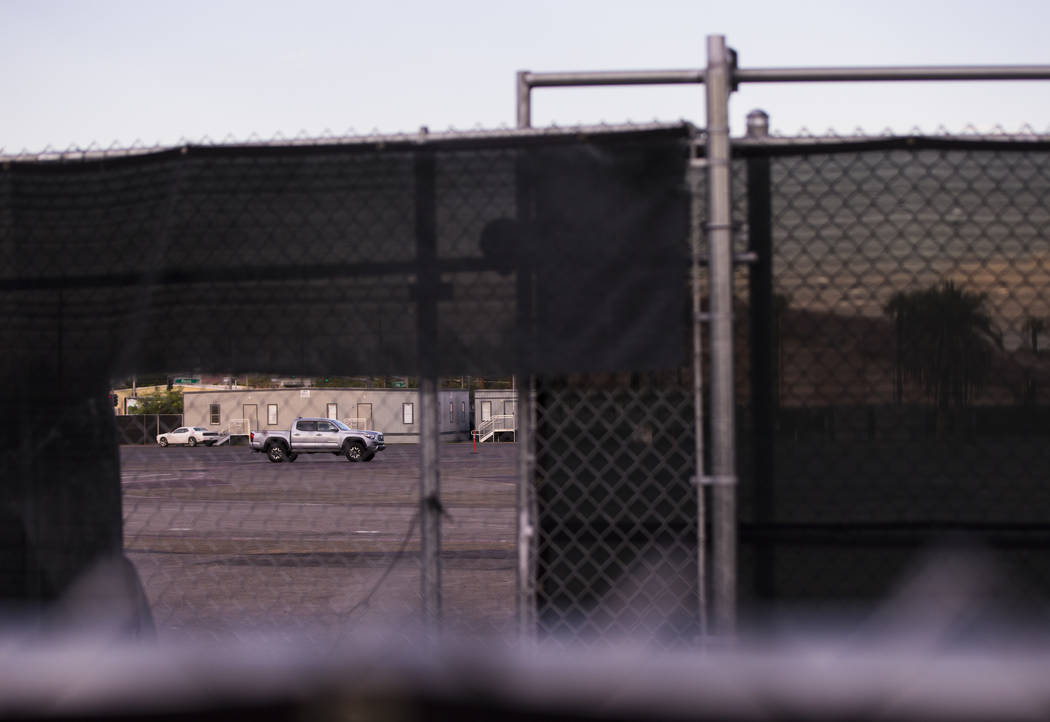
[478,413,517,442]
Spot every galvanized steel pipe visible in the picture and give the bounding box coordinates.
[705,34,737,636]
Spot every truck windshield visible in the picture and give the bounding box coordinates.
[332,419,351,431]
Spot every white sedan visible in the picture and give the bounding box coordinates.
[157,426,220,447]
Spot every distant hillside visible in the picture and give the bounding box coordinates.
[746,307,1050,407]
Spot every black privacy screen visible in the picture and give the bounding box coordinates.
[0,126,691,607]
[0,126,690,383]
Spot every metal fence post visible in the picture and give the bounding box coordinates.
[705,34,737,635]
[516,379,537,641]
[745,109,776,602]
[419,376,441,631]
[517,71,532,129]
[689,156,708,637]
[415,147,442,634]
[510,113,540,641]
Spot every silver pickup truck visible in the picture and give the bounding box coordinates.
[250,417,385,463]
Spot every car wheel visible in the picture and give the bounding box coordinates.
[287,453,298,462]
[187,437,197,447]
[361,451,375,462]
[344,441,365,462]
[158,438,168,447]
[267,444,287,463]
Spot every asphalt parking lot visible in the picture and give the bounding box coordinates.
[121,442,518,641]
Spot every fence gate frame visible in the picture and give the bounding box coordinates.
[515,36,1050,637]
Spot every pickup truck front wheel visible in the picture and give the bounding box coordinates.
[267,444,288,463]
[344,441,365,462]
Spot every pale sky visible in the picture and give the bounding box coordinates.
[2,0,1049,154]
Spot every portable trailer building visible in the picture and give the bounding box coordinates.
[183,387,471,444]
[473,389,518,442]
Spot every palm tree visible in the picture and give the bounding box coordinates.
[884,281,1002,409]
[1022,315,1046,356]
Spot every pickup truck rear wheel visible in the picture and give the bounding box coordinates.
[267,444,288,463]
[344,441,365,462]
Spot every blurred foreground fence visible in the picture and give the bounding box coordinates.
[2,121,1050,647]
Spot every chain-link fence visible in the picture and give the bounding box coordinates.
[114,414,183,445]
[0,125,692,643]
[4,121,1050,649]
[534,373,698,645]
[532,131,1050,643]
[734,135,1050,615]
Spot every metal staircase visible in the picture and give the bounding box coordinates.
[214,418,250,446]
[477,414,516,443]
